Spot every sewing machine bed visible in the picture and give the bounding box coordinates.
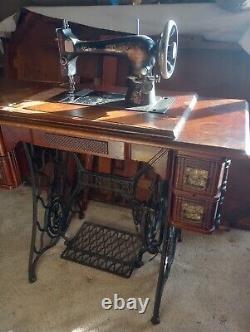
[54,89,175,114]
[2,85,197,140]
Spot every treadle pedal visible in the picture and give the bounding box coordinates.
[61,222,142,278]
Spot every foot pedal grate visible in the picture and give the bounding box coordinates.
[61,222,142,278]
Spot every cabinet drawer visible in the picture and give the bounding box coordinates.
[172,193,220,233]
[32,130,125,160]
[174,154,224,196]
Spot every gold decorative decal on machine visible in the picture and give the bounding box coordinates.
[183,167,209,189]
[181,202,204,222]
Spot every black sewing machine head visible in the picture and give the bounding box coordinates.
[56,19,178,114]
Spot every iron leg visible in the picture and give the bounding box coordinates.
[151,225,178,324]
[24,144,80,282]
[24,143,40,283]
[151,222,169,325]
[177,229,183,242]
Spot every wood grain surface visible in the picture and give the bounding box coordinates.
[0,80,248,158]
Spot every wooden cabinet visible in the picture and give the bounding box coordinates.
[1,9,247,231]
[0,151,21,189]
[0,126,21,189]
[32,131,125,160]
[172,194,220,233]
[174,155,225,196]
[171,153,230,233]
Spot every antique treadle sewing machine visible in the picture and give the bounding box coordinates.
[25,19,183,325]
[0,15,248,326]
[56,19,179,114]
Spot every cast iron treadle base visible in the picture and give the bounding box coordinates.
[61,222,142,278]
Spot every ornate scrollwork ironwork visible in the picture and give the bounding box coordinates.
[24,144,178,326]
[140,200,165,254]
[45,196,65,238]
[132,171,168,255]
[23,144,80,282]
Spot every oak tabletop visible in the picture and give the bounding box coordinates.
[0,80,249,158]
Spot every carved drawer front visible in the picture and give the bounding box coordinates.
[174,155,224,196]
[172,194,220,233]
[32,131,125,160]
